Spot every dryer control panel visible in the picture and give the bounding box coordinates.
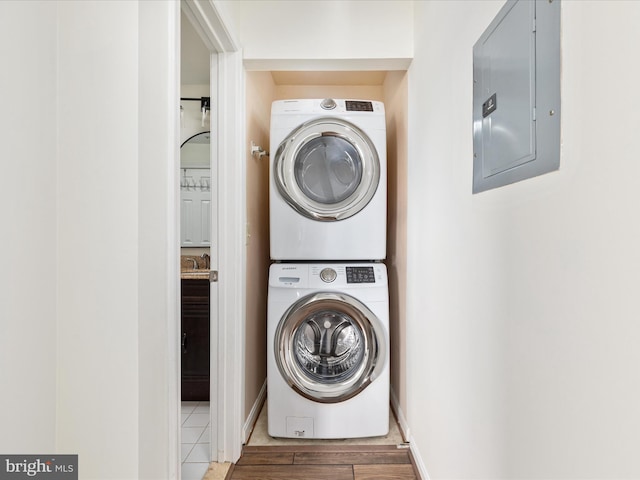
[271,98,384,117]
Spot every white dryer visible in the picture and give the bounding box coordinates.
[267,262,389,439]
[270,99,387,261]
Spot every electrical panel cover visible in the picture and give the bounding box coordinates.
[473,0,561,193]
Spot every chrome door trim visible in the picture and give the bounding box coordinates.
[274,117,380,221]
[274,292,386,404]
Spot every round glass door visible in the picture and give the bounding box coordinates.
[293,308,365,382]
[274,118,380,222]
[294,135,363,205]
[274,292,386,403]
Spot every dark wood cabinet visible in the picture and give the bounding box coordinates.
[181,279,210,401]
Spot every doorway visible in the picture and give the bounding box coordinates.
[179,0,245,473]
[180,11,213,479]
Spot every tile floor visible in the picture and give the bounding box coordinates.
[181,401,211,480]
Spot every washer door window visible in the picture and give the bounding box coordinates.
[274,292,386,403]
[274,118,380,221]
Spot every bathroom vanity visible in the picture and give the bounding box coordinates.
[181,277,210,401]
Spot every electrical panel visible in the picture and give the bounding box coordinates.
[473,0,561,193]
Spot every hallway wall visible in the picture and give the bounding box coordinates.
[56,1,140,475]
[1,1,180,478]
[0,0,58,453]
[407,1,640,478]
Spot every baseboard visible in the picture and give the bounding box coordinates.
[390,388,430,480]
[242,379,267,444]
[408,434,430,480]
[390,387,410,442]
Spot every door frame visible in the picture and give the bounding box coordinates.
[182,0,245,464]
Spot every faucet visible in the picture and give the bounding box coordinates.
[201,253,210,269]
[187,257,198,269]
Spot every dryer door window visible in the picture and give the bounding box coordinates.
[274,117,380,222]
[294,135,363,205]
[275,292,386,403]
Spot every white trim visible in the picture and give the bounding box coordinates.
[390,387,410,443]
[167,2,182,475]
[408,434,431,480]
[214,48,246,463]
[182,0,238,52]
[243,58,413,72]
[390,389,430,480]
[242,380,267,443]
[208,51,220,463]
[138,1,181,478]
[180,0,245,466]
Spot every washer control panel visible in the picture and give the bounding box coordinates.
[345,100,373,112]
[270,263,387,288]
[346,266,376,283]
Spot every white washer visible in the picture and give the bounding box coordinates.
[267,262,389,439]
[270,99,387,261]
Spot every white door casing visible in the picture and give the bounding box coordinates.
[181,0,244,465]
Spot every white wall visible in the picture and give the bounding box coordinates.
[0,0,58,453]
[232,0,413,70]
[138,1,181,478]
[407,1,640,478]
[0,1,179,478]
[56,1,139,476]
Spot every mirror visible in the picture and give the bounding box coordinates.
[181,131,210,168]
[180,132,211,247]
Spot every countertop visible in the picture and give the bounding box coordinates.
[180,255,210,280]
[180,269,210,280]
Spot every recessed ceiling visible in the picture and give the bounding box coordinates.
[181,12,389,87]
[271,71,387,86]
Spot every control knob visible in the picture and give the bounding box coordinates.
[320,268,337,283]
[320,98,337,110]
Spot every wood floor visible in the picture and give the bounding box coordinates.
[225,444,421,480]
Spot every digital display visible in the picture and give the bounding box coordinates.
[345,100,374,112]
[346,266,375,284]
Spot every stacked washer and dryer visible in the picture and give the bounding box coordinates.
[267,98,390,439]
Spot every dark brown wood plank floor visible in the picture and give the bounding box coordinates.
[226,445,421,480]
